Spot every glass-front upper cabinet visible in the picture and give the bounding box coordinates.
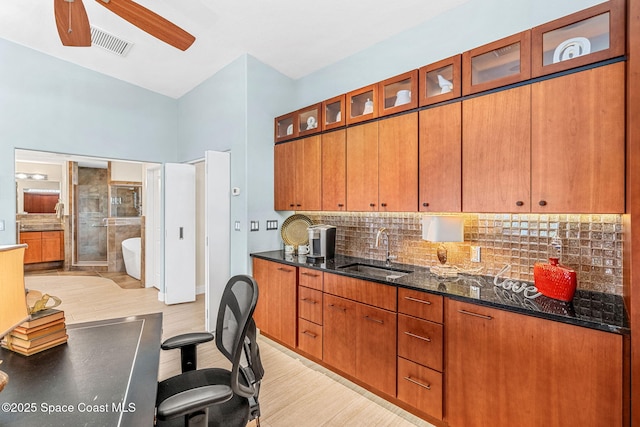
[378,70,418,117]
[297,103,322,137]
[322,95,346,131]
[274,112,297,143]
[346,84,378,125]
[462,31,531,95]
[531,0,624,77]
[419,55,461,106]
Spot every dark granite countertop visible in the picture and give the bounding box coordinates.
[251,250,629,335]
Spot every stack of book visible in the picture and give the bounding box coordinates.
[1,309,68,356]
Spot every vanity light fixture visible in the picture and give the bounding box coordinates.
[422,215,464,277]
[15,173,48,181]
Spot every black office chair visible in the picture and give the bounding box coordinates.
[155,275,263,427]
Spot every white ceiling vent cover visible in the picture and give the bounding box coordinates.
[90,26,134,56]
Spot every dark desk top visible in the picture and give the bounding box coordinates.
[252,251,629,335]
[0,313,162,426]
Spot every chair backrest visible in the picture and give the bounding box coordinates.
[215,274,263,399]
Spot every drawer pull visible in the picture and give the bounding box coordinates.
[302,330,317,339]
[404,331,431,342]
[458,309,493,320]
[301,272,320,277]
[277,267,293,273]
[404,296,432,305]
[403,376,431,390]
[301,298,318,305]
[328,304,346,312]
[363,315,384,324]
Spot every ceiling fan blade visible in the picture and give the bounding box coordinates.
[95,0,195,51]
[54,0,92,47]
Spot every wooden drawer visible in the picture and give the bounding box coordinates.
[397,357,443,420]
[398,314,443,372]
[298,286,323,325]
[297,318,323,360]
[298,267,323,290]
[324,272,396,311]
[398,288,443,323]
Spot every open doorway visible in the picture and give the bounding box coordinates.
[15,149,160,287]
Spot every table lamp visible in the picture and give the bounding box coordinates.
[422,216,464,277]
[0,244,30,393]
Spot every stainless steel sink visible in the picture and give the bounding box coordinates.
[338,263,412,280]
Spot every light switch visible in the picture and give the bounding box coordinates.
[250,221,259,231]
[234,221,241,231]
[0,220,4,231]
[266,220,278,230]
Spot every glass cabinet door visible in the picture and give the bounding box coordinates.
[297,103,322,137]
[378,70,418,117]
[462,31,531,95]
[322,94,346,131]
[346,84,378,125]
[274,112,297,142]
[531,0,624,77]
[419,55,461,107]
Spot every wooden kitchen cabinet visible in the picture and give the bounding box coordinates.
[378,112,418,212]
[321,129,347,211]
[346,114,418,212]
[20,231,64,264]
[323,273,398,397]
[462,85,531,212]
[531,62,625,213]
[323,293,357,376]
[419,102,462,212]
[445,298,624,427]
[346,121,379,211]
[273,136,322,211]
[252,258,297,348]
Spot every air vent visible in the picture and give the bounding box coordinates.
[90,26,134,56]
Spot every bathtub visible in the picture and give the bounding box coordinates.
[122,237,141,280]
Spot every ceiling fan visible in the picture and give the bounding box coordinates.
[54,0,195,51]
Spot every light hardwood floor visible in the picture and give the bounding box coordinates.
[24,275,433,427]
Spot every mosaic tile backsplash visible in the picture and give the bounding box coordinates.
[301,212,623,295]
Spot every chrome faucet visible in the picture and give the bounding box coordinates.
[375,227,396,266]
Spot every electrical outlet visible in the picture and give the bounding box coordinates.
[250,221,259,231]
[471,246,481,262]
[266,220,279,230]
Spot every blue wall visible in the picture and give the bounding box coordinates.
[0,38,178,243]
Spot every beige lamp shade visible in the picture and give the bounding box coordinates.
[0,245,29,339]
[422,216,464,243]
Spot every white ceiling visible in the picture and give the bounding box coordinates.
[0,0,469,98]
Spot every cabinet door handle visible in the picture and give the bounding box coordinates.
[422,202,429,207]
[369,203,376,207]
[338,203,344,207]
[301,272,319,277]
[539,200,547,206]
[458,309,493,320]
[404,296,432,305]
[364,315,384,324]
[516,201,524,207]
[403,376,431,390]
[277,267,293,273]
[302,330,317,339]
[301,298,318,305]
[404,331,431,342]
[328,304,346,312]
[381,203,387,207]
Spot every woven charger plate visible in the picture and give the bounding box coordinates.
[281,214,313,246]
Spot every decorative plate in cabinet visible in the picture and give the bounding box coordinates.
[462,30,531,95]
[378,70,418,117]
[346,84,378,125]
[297,103,322,137]
[531,0,625,78]
[419,55,461,106]
[322,94,346,131]
[274,112,297,143]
